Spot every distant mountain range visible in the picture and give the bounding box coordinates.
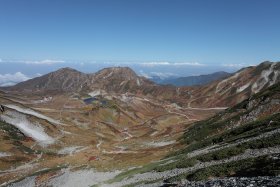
[152,71,232,86]
[2,61,280,108]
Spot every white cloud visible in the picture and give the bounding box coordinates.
[139,70,151,78]
[0,72,30,87]
[140,62,205,67]
[150,72,178,79]
[138,70,178,79]
[0,59,65,65]
[222,63,256,68]
[35,73,43,77]
[23,59,65,65]
[140,62,170,67]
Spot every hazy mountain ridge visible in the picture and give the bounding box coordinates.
[158,71,232,86]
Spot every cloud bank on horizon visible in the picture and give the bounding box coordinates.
[0,72,30,87]
[0,58,262,87]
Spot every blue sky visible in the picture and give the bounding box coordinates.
[0,0,280,85]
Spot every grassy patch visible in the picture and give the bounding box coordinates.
[0,120,25,141]
[180,113,280,155]
[154,158,197,172]
[196,146,245,162]
[107,160,167,183]
[166,154,280,182]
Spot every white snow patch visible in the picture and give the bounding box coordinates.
[4,104,62,125]
[88,90,101,97]
[119,94,132,103]
[88,89,107,97]
[252,63,279,93]
[167,103,182,109]
[103,71,113,79]
[216,72,241,93]
[123,131,133,140]
[9,176,36,187]
[72,118,90,128]
[33,96,52,104]
[96,132,105,138]
[120,80,126,86]
[61,130,72,135]
[96,140,103,150]
[150,131,158,136]
[102,150,138,154]
[146,140,176,147]
[187,107,228,110]
[0,111,55,146]
[58,146,86,156]
[104,95,113,100]
[0,152,12,157]
[236,82,251,93]
[136,78,141,86]
[47,168,121,187]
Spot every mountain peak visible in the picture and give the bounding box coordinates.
[7,67,87,92]
[94,66,138,80]
[52,67,83,75]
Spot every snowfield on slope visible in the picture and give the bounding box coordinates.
[4,104,62,125]
[145,140,176,147]
[236,82,251,93]
[252,62,279,93]
[0,111,55,146]
[58,146,87,156]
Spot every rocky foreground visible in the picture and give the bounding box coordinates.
[166,176,280,187]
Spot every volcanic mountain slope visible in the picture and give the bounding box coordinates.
[8,67,90,92]
[7,67,157,94]
[175,61,280,108]
[102,82,280,187]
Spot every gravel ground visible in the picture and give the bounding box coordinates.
[178,176,280,187]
